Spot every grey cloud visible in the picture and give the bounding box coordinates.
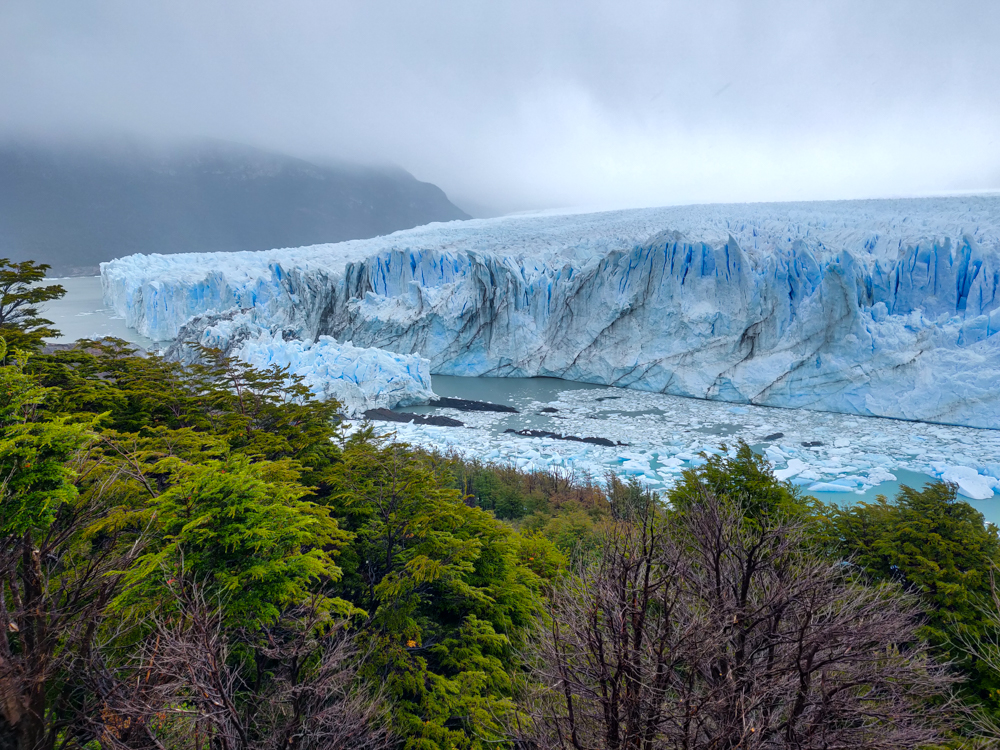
[1,0,998,214]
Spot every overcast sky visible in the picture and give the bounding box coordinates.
[2,1,999,214]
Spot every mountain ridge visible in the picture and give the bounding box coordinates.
[0,138,469,275]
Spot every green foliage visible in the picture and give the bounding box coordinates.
[472,469,526,519]
[669,440,810,524]
[0,339,154,750]
[514,532,566,582]
[0,338,91,538]
[819,480,1000,711]
[521,505,601,559]
[329,438,548,748]
[0,339,48,424]
[29,340,345,469]
[430,452,611,559]
[122,453,351,628]
[0,258,65,352]
[3,335,559,749]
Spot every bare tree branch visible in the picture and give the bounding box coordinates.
[517,492,961,750]
[97,581,393,750]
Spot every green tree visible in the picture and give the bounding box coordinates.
[0,259,65,354]
[668,441,810,524]
[471,469,526,520]
[820,481,1000,712]
[0,339,147,750]
[121,452,351,629]
[330,435,547,749]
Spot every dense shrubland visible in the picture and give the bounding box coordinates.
[2,260,1000,749]
[1,331,558,750]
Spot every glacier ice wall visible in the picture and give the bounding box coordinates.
[163,308,433,417]
[102,196,1000,427]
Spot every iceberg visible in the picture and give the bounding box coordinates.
[937,465,997,500]
[102,196,1000,427]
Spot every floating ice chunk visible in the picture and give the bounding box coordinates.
[807,482,857,493]
[940,465,996,500]
[831,475,866,487]
[865,467,898,485]
[765,445,788,464]
[774,458,810,481]
[620,459,654,477]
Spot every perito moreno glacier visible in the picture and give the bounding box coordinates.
[102,195,1000,427]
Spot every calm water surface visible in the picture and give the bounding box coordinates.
[42,276,152,347]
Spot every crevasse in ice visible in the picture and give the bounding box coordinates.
[102,195,1000,427]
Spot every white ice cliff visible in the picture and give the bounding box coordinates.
[102,196,1000,427]
[162,308,433,417]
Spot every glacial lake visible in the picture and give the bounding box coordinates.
[41,276,152,347]
[39,276,1000,525]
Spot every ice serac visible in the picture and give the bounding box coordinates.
[163,308,433,417]
[102,196,1000,428]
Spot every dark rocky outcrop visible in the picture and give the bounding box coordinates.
[363,408,464,427]
[430,397,518,413]
[503,428,624,448]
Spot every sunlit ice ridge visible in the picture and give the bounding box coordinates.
[101,195,1000,426]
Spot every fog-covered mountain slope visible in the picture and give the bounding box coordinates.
[0,138,469,275]
[103,196,1000,425]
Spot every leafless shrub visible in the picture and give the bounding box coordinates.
[518,492,960,750]
[96,582,393,750]
[953,570,1000,746]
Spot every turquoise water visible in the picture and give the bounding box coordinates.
[800,467,1000,527]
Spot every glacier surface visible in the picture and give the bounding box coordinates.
[102,196,1000,427]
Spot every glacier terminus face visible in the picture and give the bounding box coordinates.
[101,195,1000,427]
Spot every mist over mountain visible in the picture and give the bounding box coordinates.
[0,138,470,276]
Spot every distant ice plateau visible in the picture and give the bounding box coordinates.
[103,195,1000,427]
